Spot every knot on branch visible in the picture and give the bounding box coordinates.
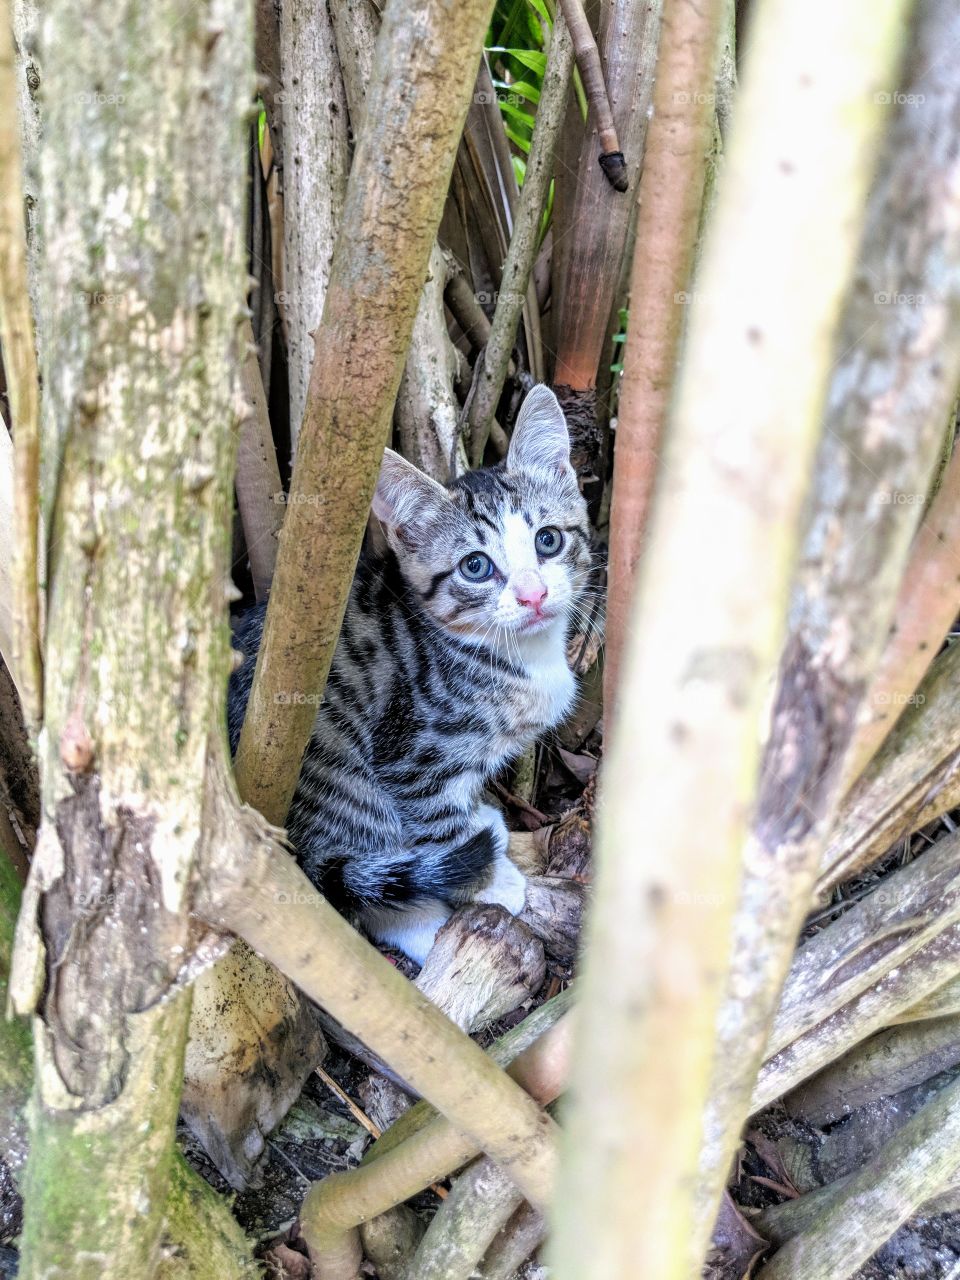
[599,149,629,192]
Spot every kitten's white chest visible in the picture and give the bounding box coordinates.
[513,626,576,735]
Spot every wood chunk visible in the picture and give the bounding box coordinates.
[415,904,546,1032]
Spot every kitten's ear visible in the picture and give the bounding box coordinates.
[507,385,573,478]
[372,448,450,539]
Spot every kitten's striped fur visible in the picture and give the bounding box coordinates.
[228,386,591,962]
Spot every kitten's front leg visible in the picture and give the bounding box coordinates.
[470,802,527,915]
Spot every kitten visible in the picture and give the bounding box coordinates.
[228,385,592,963]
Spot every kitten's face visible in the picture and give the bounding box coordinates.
[374,387,591,645]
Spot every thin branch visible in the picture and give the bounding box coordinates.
[466,14,574,465]
[202,794,566,1251]
[234,0,500,825]
[236,319,283,601]
[602,0,723,721]
[0,0,42,730]
[558,0,627,189]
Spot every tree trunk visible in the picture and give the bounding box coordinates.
[8,0,253,1269]
[552,0,911,1273]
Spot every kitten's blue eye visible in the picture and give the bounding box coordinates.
[459,551,494,582]
[535,526,564,557]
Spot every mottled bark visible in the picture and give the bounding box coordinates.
[330,0,464,482]
[785,1015,960,1126]
[234,0,499,824]
[694,0,960,1256]
[754,924,960,1112]
[553,0,911,1273]
[408,1155,525,1280]
[767,828,960,1067]
[756,1073,960,1280]
[8,0,252,1268]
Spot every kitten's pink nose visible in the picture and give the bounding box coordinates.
[515,577,548,615]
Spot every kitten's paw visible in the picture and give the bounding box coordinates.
[473,851,527,916]
[364,899,452,966]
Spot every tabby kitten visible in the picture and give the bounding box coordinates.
[228,385,591,963]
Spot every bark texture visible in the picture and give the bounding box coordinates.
[844,437,960,787]
[552,0,911,1274]
[234,0,499,825]
[693,0,960,1255]
[9,0,252,1268]
[280,0,349,451]
[756,1074,960,1280]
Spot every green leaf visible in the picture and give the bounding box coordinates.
[504,123,532,153]
[487,46,547,77]
[525,0,552,28]
[492,77,541,106]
